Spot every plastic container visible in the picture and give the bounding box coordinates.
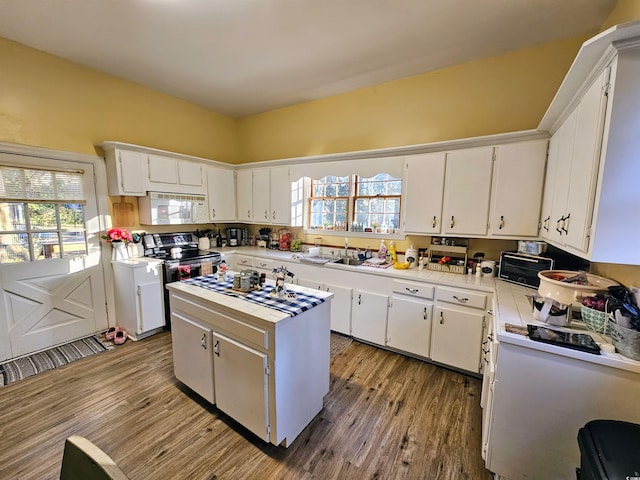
[405,245,418,267]
[378,240,387,260]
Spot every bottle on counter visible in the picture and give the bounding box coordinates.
[389,241,397,263]
[365,245,372,259]
[378,240,387,260]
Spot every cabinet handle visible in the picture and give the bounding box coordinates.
[453,295,469,303]
[561,213,570,234]
[264,210,268,220]
[405,287,419,294]
[423,307,427,320]
[432,216,437,228]
[440,311,444,324]
[487,309,493,316]
[543,216,550,232]
[247,209,251,218]
[214,340,219,356]
[211,208,215,218]
[499,215,504,230]
[556,216,565,234]
[450,216,455,228]
[272,210,276,220]
[201,334,207,349]
[358,294,362,305]
[482,347,490,354]
[259,262,267,267]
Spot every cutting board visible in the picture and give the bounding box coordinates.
[112,196,135,227]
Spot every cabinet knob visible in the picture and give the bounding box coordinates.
[201,334,206,349]
[423,307,427,320]
[450,216,455,228]
[499,215,504,230]
[440,311,444,324]
[358,294,362,305]
[432,216,437,228]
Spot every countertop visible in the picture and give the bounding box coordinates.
[208,246,640,374]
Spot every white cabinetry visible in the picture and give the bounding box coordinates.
[111,259,165,340]
[351,290,388,345]
[206,165,236,222]
[252,168,271,223]
[236,169,254,222]
[299,278,352,335]
[236,167,291,225]
[387,280,434,358]
[146,155,205,194]
[269,165,292,225]
[213,331,269,441]
[402,152,446,234]
[431,286,488,373]
[171,313,215,403]
[104,149,147,196]
[488,140,548,237]
[442,146,494,236]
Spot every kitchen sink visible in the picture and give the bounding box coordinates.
[332,257,364,266]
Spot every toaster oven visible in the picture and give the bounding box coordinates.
[499,251,554,288]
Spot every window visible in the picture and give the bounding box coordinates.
[0,166,87,263]
[308,173,401,233]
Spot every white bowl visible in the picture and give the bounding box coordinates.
[537,270,618,307]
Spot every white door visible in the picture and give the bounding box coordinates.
[431,306,484,373]
[387,296,432,358]
[325,284,352,335]
[489,140,548,237]
[442,147,493,236]
[351,290,388,345]
[213,331,269,441]
[0,154,107,360]
[252,168,271,223]
[403,152,446,234]
[236,169,253,222]
[539,134,560,241]
[206,166,236,222]
[269,166,291,225]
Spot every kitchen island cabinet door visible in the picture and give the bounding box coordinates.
[403,152,445,234]
[442,147,493,236]
[213,332,269,442]
[171,313,215,403]
[489,140,547,237]
[431,306,484,373]
[387,296,432,358]
[351,290,388,346]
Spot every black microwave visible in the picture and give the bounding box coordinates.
[499,251,554,288]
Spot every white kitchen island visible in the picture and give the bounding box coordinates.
[167,276,333,448]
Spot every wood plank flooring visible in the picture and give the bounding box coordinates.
[0,332,493,480]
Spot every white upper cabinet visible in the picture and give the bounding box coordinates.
[442,146,494,236]
[147,155,205,194]
[206,165,236,222]
[104,149,147,196]
[236,169,253,222]
[269,165,291,225]
[402,152,446,234]
[488,140,548,237]
[252,168,271,223]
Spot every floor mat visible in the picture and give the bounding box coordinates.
[0,335,111,387]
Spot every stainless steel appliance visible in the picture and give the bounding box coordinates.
[138,192,209,225]
[498,251,554,288]
[142,232,221,327]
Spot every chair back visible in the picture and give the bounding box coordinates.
[60,435,130,480]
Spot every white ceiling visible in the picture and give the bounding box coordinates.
[0,0,617,118]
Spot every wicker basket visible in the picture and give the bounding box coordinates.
[608,320,640,361]
[581,305,611,335]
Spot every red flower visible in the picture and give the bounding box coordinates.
[102,228,133,244]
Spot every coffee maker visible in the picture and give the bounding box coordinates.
[226,228,241,247]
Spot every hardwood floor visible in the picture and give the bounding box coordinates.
[0,332,492,480]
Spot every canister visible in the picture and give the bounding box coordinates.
[480,260,496,277]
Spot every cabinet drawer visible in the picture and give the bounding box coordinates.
[235,255,254,268]
[392,280,434,300]
[437,286,487,310]
[253,258,275,271]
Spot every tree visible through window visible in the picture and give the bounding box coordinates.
[308,173,401,232]
[0,166,87,263]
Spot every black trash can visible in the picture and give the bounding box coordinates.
[577,419,640,480]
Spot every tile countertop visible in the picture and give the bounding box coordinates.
[213,247,640,374]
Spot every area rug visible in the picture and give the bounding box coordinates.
[330,333,353,358]
[0,335,110,387]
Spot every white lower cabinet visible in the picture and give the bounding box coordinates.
[431,305,485,373]
[387,296,432,358]
[324,284,352,335]
[171,313,215,403]
[213,331,269,441]
[351,290,389,345]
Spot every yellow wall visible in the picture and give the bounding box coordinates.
[0,36,239,163]
[236,34,590,163]
[600,0,640,30]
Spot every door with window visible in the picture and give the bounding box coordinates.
[0,154,107,360]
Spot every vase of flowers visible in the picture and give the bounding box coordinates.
[102,228,133,261]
